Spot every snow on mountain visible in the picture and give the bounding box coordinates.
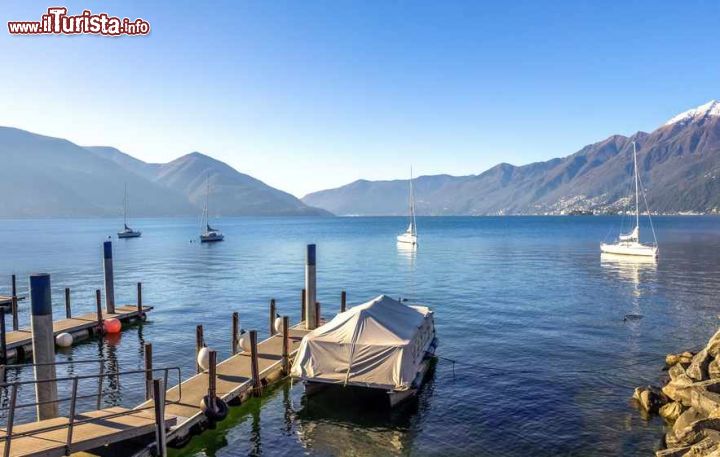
[664,100,720,126]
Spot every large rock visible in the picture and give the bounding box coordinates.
[660,401,685,422]
[709,360,720,380]
[706,330,720,358]
[688,349,712,382]
[634,385,668,413]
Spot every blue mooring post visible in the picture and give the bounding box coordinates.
[103,241,116,314]
[305,244,317,330]
[30,273,58,420]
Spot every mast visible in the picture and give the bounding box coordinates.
[633,142,640,236]
[204,175,210,231]
[409,166,416,235]
[123,183,128,227]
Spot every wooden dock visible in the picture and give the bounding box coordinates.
[136,323,310,445]
[0,407,176,457]
[0,296,23,307]
[3,305,152,362]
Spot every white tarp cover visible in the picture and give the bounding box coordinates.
[291,295,434,391]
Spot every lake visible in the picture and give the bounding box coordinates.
[1,216,719,456]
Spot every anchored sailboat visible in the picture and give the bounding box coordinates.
[397,168,418,245]
[117,184,141,239]
[600,142,658,257]
[200,176,224,243]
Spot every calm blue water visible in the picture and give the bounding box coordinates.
[1,216,720,456]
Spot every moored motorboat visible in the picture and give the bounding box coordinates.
[291,294,437,407]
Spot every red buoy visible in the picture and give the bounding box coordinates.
[103,318,121,334]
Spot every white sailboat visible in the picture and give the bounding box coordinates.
[600,142,658,257]
[200,176,224,243]
[397,168,418,245]
[117,184,141,239]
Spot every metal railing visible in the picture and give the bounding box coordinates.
[0,360,181,457]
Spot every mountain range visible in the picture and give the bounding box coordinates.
[303,100,720,216]
[0,127,329,217]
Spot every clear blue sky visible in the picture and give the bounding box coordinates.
[1,1,718,196]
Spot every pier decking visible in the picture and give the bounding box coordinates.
[135,323,309,443]
[3,305,152,361]
[0,407,176,457]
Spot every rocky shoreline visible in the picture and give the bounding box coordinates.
[633,330,720,456]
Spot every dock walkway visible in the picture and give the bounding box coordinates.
[0,407,176,457]
[4,305,152,362]
[137,323,310,443]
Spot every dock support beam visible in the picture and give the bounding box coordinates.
[301,289,306,322]
[207,350,218,415]
[11,295,18,331]
[282,316,290,374]
[95,290,103,334]
[231,312,239,355]
[249,330,261,394]
[64,288,71,319]
[152,378,167,457]
[270,299,276,336]
[30,273,58,420]
[341,290,346,313]
[137,282,143,314]
[315,302,321,328]
[195,325,204,374]
[305,244,317,330]
[11,274,16,299]
[103,241,116,315]
[145,343,153,400]
[0,310,7,365]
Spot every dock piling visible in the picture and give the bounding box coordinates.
[145,343,153,400]
[270,299,276,335]
[11,274,16,299]
[301,288,306,322]
[231,312,239,354]
[341,290,346,313]
[305,244,317,330]
[0,310,7,365]
[95,289,103,333]
[207,350,218,415]
[249,330,261,394]
[30,273,58,420]
[282,316,290,374]
[195,325,204,374]
[137,282,143,314]
[64,287,71,318]
[103,241,116,314]
[11,295,18,331]
[153,378,168,457]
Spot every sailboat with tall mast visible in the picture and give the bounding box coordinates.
[117,183,141,239]
[396,167,418,245]
[600,142,658,257]
[200,176,224,243]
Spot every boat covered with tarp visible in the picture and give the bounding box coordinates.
[291,294,437,406]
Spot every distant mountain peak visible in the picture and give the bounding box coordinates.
[664,100,720,126]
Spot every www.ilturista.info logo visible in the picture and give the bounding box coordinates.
[7,7,150,36]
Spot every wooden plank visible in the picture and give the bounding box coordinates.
[4,305,153,350]
[0,407,176,457]
[135,324,309,438]
[0,296,24,307]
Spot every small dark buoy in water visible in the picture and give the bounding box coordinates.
[624,314,644,322]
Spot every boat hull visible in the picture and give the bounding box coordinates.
[600,242,657,257]
[200,235,224,243]
[118,231,141,239]
[396,233,417,245]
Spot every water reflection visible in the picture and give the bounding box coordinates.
[295,376,432,456]
[396,241,417,264]
[600,253,657,288]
